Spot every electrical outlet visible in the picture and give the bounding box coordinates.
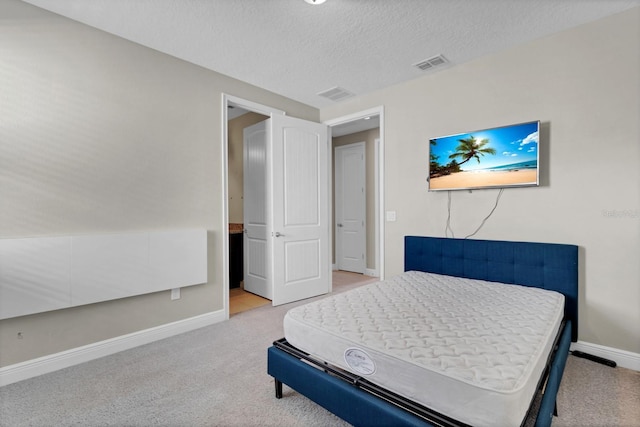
[171,288,181,300]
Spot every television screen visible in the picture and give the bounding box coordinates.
[428,120,540,191]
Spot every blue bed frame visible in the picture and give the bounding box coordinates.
[268,236,579,427]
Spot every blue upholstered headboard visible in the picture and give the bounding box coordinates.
[404,236,579,342]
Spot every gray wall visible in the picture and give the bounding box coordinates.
[322,8,640,354]
[0,0,317,366]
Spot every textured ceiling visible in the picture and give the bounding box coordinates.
[20,0,640,109]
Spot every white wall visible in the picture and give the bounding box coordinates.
[0,0,318,367]
[321,8,640,354]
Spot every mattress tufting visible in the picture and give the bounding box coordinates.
[283,271,564,426]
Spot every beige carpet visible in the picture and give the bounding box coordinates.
[1,272,638,426]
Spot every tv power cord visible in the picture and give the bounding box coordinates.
[571,350,617,368]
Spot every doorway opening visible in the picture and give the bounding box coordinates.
[222,98,385,317]
[327,107,385,281]
[223,95,283,318]
[223,95,334,316]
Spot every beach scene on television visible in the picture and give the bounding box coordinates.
[428,121,539,191]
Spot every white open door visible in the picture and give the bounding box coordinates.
[335,142,366,273]
[270,114,330,306]
[243,121,270,299]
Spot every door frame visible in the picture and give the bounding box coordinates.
[325,106,385,280]
[222,94,285,319]
[223,98,385,317]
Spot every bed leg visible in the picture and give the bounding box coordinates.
[275,379,283,399]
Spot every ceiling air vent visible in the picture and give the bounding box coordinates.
[414,54,448,71]
[317,86,355,102]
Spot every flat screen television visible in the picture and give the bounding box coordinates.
[428,120,540,191]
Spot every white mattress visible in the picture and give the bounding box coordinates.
[283,271,565,427]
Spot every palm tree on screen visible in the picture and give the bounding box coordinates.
[448,136,496,166]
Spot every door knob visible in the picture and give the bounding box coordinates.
[337,223,343,227]
[274,232,285,237]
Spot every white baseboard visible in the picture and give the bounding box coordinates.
[571,341,640,371]
[365,268,379,278]
[332,265,379,278]
[0,310,226,387]
[2,316,637,387]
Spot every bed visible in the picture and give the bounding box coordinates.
[267,236,578,427]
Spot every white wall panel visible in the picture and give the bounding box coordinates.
[0,237,72,320]
[71,233,150,306]
[149,230,207,290]
[0,230,207,319]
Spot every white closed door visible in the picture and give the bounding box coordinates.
[335,142,366,273]
[243,121,270,299]
[270,114,330,306]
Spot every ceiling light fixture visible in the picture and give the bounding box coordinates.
[304,0,326,4]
